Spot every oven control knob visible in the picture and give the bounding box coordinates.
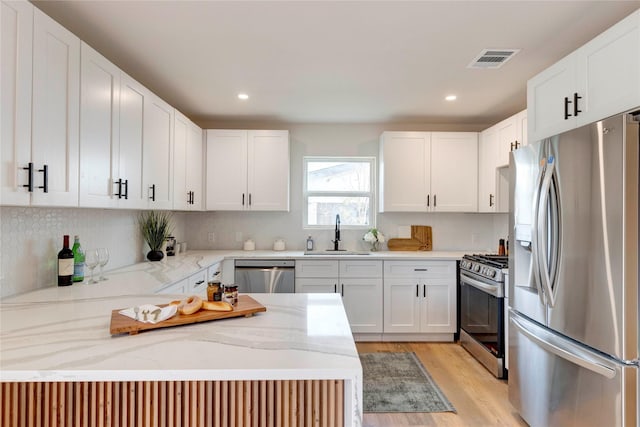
[473,264,481,272]
[490,270,496,278]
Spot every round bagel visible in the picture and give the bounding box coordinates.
[179,295,203,315]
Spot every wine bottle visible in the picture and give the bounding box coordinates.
[72,235,85,282]
[58,235,74,286]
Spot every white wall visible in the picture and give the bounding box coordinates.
[184,122,508,252]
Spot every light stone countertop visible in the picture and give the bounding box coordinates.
[0,249,469,384]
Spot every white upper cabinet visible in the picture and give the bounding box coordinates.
[430,132,478,212]
[1,4,80,207]
[79,42,120,208]
[1,0,33,206]
[206,129,289,211]
[478,126,498,213]
[143,92,174,209]
[528,10,640,141]
[379,132,430,212]
[495,116,517,168]
[79,42,151,210]
[379,131,477,212]
[173,111,203,211]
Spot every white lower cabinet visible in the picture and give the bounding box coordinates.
[383,260,456,335]
[296,259,383,334]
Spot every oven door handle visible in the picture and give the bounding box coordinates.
[460,273,503,298]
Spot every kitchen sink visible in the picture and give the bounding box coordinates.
[304,250,370,255]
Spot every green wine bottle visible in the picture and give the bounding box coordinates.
[72,235,85,282]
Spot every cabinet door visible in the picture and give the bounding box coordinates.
[496,118,516,167]
[379,132,430,212]
[205,129,247,210]
[143,92,174,209]
[478,127,498,212]
[527,53,577,141]
[118,73,146,209]
[173,110,190,210]
[157,279,187,295]
[383,278,421,333]
[31,8,80,207]
[186,121,203,210]
[247,130,289,211]
[419,281,456,333]
[79,42,120,208]
[341,278,383,333]
[430,132,478,212]
[514,109,528,148]
[576,10,640,126]
[296,278,337,294]
[1,0,33,206]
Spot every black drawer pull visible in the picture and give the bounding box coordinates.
[38,164,48,193]
[22,162,34,192]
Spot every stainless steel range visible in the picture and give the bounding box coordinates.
[459,254,508,379]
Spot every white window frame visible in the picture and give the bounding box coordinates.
[303,156,376,229]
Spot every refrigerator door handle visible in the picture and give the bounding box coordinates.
[536,158,557,307]
[511,311,617,379]
[531,161,547,305]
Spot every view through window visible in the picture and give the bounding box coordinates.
[303,157,375,228]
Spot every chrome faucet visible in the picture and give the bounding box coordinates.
[333,214,341,251]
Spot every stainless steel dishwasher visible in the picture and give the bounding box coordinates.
[234,259,295,293]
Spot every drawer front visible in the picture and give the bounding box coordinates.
[295,260,339,278]
[188,269,208,294]
[207,262,221,281]
[339,260,383,278]
[383,260,456,279]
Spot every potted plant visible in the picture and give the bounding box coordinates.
[139,210,173,261]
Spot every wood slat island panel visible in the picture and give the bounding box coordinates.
[1,379,344,427]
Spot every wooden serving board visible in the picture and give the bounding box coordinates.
[109,295,266,335]
[387,225,432,251]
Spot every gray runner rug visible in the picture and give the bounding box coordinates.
[360,352,456,413]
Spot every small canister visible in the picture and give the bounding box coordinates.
[223,285,238,306]
[207,280,222,302]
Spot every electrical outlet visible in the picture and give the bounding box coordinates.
[208,232,215,243]
[235,232,243,242]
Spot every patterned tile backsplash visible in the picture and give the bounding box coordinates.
[0,207,186,298]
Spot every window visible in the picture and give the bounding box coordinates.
[303,157,375,228]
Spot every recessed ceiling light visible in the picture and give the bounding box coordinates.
[445,95,457,101]
[238,93,249,100]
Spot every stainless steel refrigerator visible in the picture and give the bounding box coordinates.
[508,111,639,427]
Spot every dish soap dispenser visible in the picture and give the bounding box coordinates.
[306,236,314,251]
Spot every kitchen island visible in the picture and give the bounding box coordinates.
[0,290,362,426]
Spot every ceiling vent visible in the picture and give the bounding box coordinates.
[467,49,520,69]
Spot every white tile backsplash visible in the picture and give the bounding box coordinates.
[0,207,188,298]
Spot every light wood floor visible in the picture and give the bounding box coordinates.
[356,342,529,427]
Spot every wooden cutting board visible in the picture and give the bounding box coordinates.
[110,295,266,335]
[387,225,432,251]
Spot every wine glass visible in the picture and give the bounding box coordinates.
[97,248,110,281]
[85,249,99,284]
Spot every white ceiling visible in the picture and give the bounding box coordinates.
[33,1,640,127]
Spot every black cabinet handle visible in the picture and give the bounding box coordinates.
[426,194,430,207]
[573,93,582,117]
[414,268,428,272]
[510,142,514,151]
[489,194,494,207]
[115,179,123,199]
[249,193,252,206]
[123,179,128,200]
[242,193,245,206]
[564,96,572,119]
[341,284,344,297]
[433,194,437,207]
[334,284,337,293]
[423,284,426,298]
[187,191,191,204]
[416,284,419,297]
[149,184,156,201]
[38,165,48,193]
[22,162,34,192]
[515,140,520,149]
